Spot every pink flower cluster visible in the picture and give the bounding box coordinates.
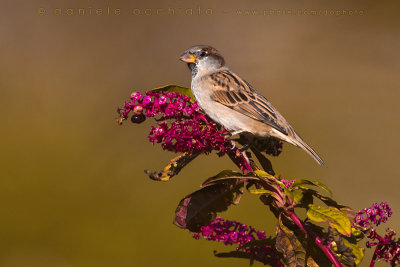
[117,91,232,155]
[119,91,198,121]
[192,217,266,245]
[367,229,400,265]
[193,217,283,266]
[149,119,230,155]
[355,202,392,227]
[356,202,399,265]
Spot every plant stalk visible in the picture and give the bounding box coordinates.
[289,212,343,267]
[232,146,342,266]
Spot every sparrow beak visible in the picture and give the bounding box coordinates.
[179,52,198,63]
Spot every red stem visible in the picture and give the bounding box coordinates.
[227,148,253,173]
[230,146,342,266]
[289,212,343,267]
[369,245,381,267]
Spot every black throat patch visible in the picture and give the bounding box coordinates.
[187,63,198,77]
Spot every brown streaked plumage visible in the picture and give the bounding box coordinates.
[179,45,324,165]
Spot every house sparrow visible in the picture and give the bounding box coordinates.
[179,45,324,165]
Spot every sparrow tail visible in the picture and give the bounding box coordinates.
[291,135,325,166]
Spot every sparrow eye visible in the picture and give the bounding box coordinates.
[199,51,207,58]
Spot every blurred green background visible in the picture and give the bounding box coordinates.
[0,0,399,266]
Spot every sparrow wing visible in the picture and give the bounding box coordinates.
[209,70,289,135]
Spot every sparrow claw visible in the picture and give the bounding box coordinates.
[230,140,237,150]
[238,143,251,152]
[230,140,251,152]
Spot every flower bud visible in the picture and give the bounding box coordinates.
[133,105,143,115]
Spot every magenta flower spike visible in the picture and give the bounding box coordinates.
[118,91,233,155]
[193,217,283,266]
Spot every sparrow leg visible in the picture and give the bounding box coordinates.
[229,133,254,152]
[226,131,245,150]
[229,140,250,152]
[238,143,251,152]
[230,140,238,150]
[237,134,256,152]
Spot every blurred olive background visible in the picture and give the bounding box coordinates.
[0,0,399,266]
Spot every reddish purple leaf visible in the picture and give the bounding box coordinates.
[173,182,243,232]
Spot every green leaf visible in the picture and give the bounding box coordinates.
[290,221,332,267]
[329,227,364,266]
[173,182,243,232]
[351,228,365,242]
[201,170,248,187]
[151,84,195,101]
[246,180,284,206]
[292,189,304,204]
[250,147,275,175]
[302,189,349,210]
[307,204,351,236]
[248,188,275,195]
[253,170,275,179]
[342,239,364,265]
[252,171,284,193]
[289,179,332,196]
[275,219,307,267]
[246,170,282,194]
[251,170,287,193]
[145,152,199,181]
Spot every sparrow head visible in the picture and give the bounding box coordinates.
[179,45,225,76]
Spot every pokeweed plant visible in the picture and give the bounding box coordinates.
[117,85,399,266]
